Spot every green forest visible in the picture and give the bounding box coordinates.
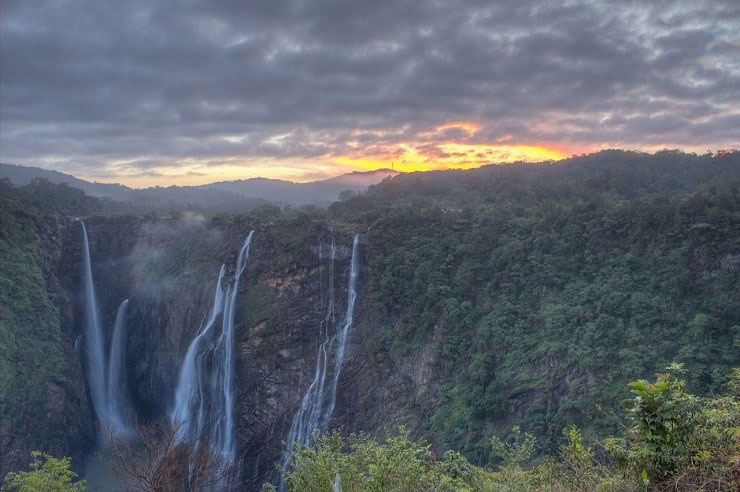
[1,150,739,490]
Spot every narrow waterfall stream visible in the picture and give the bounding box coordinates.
[81,221,107,425]
[326,233,361,421]
[106,299,131,436]
[282,234,338,457]
[279,233,361,490]
[171,231,255,463]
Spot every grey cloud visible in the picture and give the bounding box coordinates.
[1,0,738,178]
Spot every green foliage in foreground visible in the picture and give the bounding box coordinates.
[265,429,493,492]
[270,368,740,491]
[1,452,85,492]
[604,365,740,490]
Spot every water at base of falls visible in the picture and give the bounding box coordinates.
[83,448,126,492]
[170,231,255,464]
[279,233,361,491]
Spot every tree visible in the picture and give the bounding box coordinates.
[624,363,699,476]
[1,451,85,492]
[272,428,492,492]
[605,364,740,490]
[489,426,536,470]
[338,189,357,201]
[107,419,236,491]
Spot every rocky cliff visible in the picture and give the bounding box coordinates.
[0,216,95,479]
[66,213,431,489]
[61,214,375,489]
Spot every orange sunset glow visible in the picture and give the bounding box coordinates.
[68,121,580,187]
[330,121,573,173]
[332,143,570,173]
[82,140,574,188]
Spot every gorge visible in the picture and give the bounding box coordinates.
[1,151,739,490]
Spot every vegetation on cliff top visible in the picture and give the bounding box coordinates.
[354,186,739,460]
[326,150,740,462]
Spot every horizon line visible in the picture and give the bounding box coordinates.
[1,147,737,190]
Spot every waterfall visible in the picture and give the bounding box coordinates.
[171,231,254,463]
[279,233,360,490]
[326,234,361,421]
[106,299,131,436]
[283,235,337,453]
[81,221,107,427]
[80,222,133,439]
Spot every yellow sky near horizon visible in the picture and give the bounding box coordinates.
[74,145,573,188]
[63,122,721,189]
[331,143,569,173]
[70,121,586,188]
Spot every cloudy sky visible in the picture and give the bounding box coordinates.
[1,0,738,186]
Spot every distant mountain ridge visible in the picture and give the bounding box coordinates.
[0,163,133,200]
[0,163,400,207]
[204,168,399,204]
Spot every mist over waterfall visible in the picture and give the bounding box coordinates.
[171,231,255,463]
[81,222,107,428]
[106,299,131,435]
[279,233,360,488]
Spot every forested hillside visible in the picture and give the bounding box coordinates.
[331,150,740,458]
[349,185,738,457]
[0,179,97,474]
[1,150,738,490]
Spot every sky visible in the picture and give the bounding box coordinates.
[1,0,738,187]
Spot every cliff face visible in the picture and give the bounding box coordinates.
[0,217,96,479]
[66,215,371,488]
[232,227,364,487]
[2,212,445,489]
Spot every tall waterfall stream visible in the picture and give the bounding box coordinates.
[279,233,361,490]
[170,230,255,463]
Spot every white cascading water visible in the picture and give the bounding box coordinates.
[81,221,108,428]
[171,231,254,463]
[106,299,131,436]
[326,234,360,421]
[279,233,360,490]
[80,221,132,438]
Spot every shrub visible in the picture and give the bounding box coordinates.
[1,451,85,492]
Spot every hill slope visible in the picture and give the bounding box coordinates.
[203,168,399,205]
[0,163,399,208]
